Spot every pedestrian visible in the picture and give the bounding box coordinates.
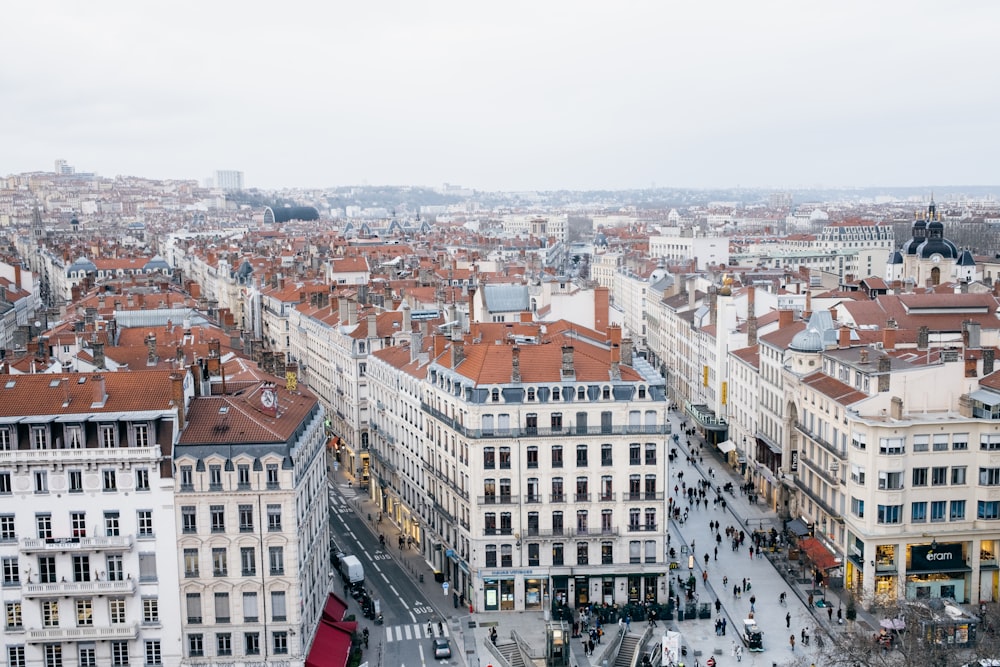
[808,593,813,607]
[714,546,718,560]
[790,634,796,651]
[838,607,844,624]
[625,615,631,632]
[733,584,739,597]
[582,639,589,655]
[589,639,595,654]
[749,546,754,559]
[741,578,746,592]
[722,575,728,587]
[715,599,722,614]
[828,605,834,622]
[749,595,756,613]
[786,612,791,628]
[735,644,743,662]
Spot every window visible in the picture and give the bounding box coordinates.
[953,434,969,451]
[245,632,261,656]
[271,590,287,622]
[6,601,22,629]
[274,631,289,654]
[71,511,86,537]
[601,411,612,433]
[142,597,159,624]
[877,504,902,524]
[0,429,9,451]
[186,593,202,624]
[214,592,230,624]
[644,443,657,465]
[933,434,949,451]
[485,544,497,567]
[135,468,150,491]
[950,500,966,521]
[601,541,614,564]
[241,547,256,576]
[600,475,614,501]
[269,546,285,575]
[912,502,927,523]
[576,444,588,467]
[145,640,162,666]
[243,592,259,622]
[552,511,564,535]
[42,600,59,627]
[137,510,153,537]
[237,464,250,489]
[73,555,91,582]
[851,497,865,518]
[188,634,204,657]
[99,425,115,448]
[212,548,228,576]
[211,506,225,532]
[601,443,613,466]
[982,434,1000,451]
[36,514,52,539]
[180,465,193,491]
[526,446,538,468]
[38,556,56,583]
[267,505,282,531]
[239,505,254,532]
[209,465,222,490]
[76,599,93,626]
[576,509,588,534]
[109,598,126,624]
[852,433,867,450]
[104,511,120,537]
[629,443,641,465]
[102,469,117,491]
[879,437,905,455]
[0,515,13,542]
[552,543,564,566]
[139,553,157,582]
[930,500,947,522]
[912,468,927,487]
[981,468,1000,486]
[575,477,589,502]
[182,507,197,533]
[645,507,657,530]
[952,466,967,485]
[68,470,82,493]
[551,478,564,503]
[266,463,279,488]
[577,542,589,565]
[184,549,199,577]
[551,445,563,468]
[483,447,495,469]
[8,647,24,667]
[35,470,48,493]
[106,554,123,581]
[0,472,9,495]
[32,426,49,449]
[499,447,511,469]
[878,472,903,490]
[551,412,562,431]
[645,540,657,564]
[527,543,540,566]
[484,512,497,535]
[980,501,1000,520]
[931,467,948,486]
[44,645,62,667]
[575,411,588,434]
[912,435,929,452]
[217,633,232,657]
[524,413,537,434]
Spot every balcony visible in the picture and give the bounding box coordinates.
[550,494,566,503]
[20,535,133,554]
[524,494,543,504]
[483,528,515,537]
[478,495,518,506]
[23,578,136,598]
[794,422,847,459]
[26,622,139,643]
[626,524,659,533]
[0,446,161,467]
[624,492,664,502]
[420,403,671,438]
[598,493,616,502]
[574,493,591,503]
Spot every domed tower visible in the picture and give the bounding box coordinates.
[914,198,958,286]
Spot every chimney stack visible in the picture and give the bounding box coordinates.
[621,338,634,365]
[883,320,897,350]
[146,334,157,365]
[91,374,107,408]
[511,346,521,383]
[410,330,423,363]
[367,312,377,339]
[778,309,794,329]
[839,327,850,349]
[170,372,186,429]
[92,341,106,370]
[746,287,758,347]
[561,345,575,378]
[451,339,465,368]
[917,326,930,350]
[984,349,996,376]
[877,354,891,392]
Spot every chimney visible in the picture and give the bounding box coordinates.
[966,354,978,378]
[890,396,903,420]
[877,354,891,392]
[561,345,575,378]
[917,326,929,350]
[708,287,718,327]
[92,341,106,370]
[176,345,185,364]
[839,326,850,349]
[62,377,71,407]
[779,309,794,329]
[402,302,411,332]
[410,330,423,363]
[883,321,897,350]
[71,284,81,303]
[829,306,837,321]
[208,338,221,359]
[803,291,812,320]
[91,374,107,408]
[36,336,48,362]
[338,296,348,322]
[367,312,377,339]
[451,339,465,368]
[467,287,476,324]
[511,346,521,383]
[170,372,186,429]
[621,338,634,365]
[347,300,358,326]
[968,321,982,349]
[746,287,758,346]
[610,346,621,381]
[859,348,869,364]
[609,324,622,347]
[146,334,157,365]
[433,334,447,360]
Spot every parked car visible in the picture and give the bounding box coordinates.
[432,637,451,659]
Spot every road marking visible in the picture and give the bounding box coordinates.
[389,585,399,597]
[380,572,390,582]
[384,624,448,642]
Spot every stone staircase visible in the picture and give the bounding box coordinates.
[614,632,641,667]
[497,640,525,667]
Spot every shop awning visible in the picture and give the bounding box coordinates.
[787,518,810,538]
[717,440,736,454]
[756,436,782,454]
[799,537,841,571]
[321,592,348,623]
[305,619,356,667]
[970,389,1000,406]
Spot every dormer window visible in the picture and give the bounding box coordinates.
[638,386,646,399]
[553,387,561,401]
[577,387,586,400]
[491,389,500,403]
[602,386,611,400]
[527,388,536,402]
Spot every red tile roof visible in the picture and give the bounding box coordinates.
[0,371,176,416]
[179,380,318,445]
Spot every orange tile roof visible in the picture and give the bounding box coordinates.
[179,380,319,445]
[0,371,176,417]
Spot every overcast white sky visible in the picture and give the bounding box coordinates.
[2,2,997,191]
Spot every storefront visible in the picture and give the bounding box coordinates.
[980,540,998,603]
[906,542,970,603]
[524,577,546,610]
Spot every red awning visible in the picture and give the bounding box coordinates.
[799,537,840,571]
[305,620,356,667]
[321,593,348,623]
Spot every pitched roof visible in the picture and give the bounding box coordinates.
[0,371,176,417]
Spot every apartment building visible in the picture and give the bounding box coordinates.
[369,322,671,612]
[0,372,186,667]
[174,374,327,667]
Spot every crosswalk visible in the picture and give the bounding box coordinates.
[383,623,451,643]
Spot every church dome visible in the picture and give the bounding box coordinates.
[917,219,958,260]
[888,250,904,265]
[901,219,927,255]
[790,325,824,352]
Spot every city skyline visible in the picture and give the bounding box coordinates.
[3,2,999,191]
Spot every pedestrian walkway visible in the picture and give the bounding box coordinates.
[383,622,451,642]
